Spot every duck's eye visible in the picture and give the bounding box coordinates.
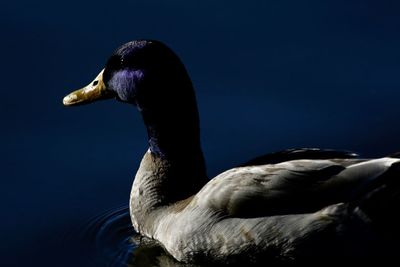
[92,80,99,86]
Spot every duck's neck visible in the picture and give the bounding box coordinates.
[130,89,208,235]
[144,105,202,159]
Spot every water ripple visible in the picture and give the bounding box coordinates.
[78,205,191,267]
[80,205,137,266]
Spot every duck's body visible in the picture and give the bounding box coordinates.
[64,40,400,265]
[131,149,399,264]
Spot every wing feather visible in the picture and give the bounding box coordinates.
[195,158,400,218]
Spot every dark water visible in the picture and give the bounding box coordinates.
[3,0,400,266]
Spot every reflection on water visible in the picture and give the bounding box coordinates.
[74,204,398,267]
[81,205,196,267]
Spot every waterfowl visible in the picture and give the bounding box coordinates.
[63,40,400,265]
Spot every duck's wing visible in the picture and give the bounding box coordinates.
[239,148,359,166]
[195,157,400,218]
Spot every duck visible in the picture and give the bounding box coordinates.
[63,40,400,266]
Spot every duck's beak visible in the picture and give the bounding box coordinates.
[63,69,116,106]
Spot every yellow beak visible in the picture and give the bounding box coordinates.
[63,69,115,106]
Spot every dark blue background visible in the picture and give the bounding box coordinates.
[2,0,400,266]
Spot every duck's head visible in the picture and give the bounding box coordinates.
[63,40,202,158]
[63,40,194,111]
